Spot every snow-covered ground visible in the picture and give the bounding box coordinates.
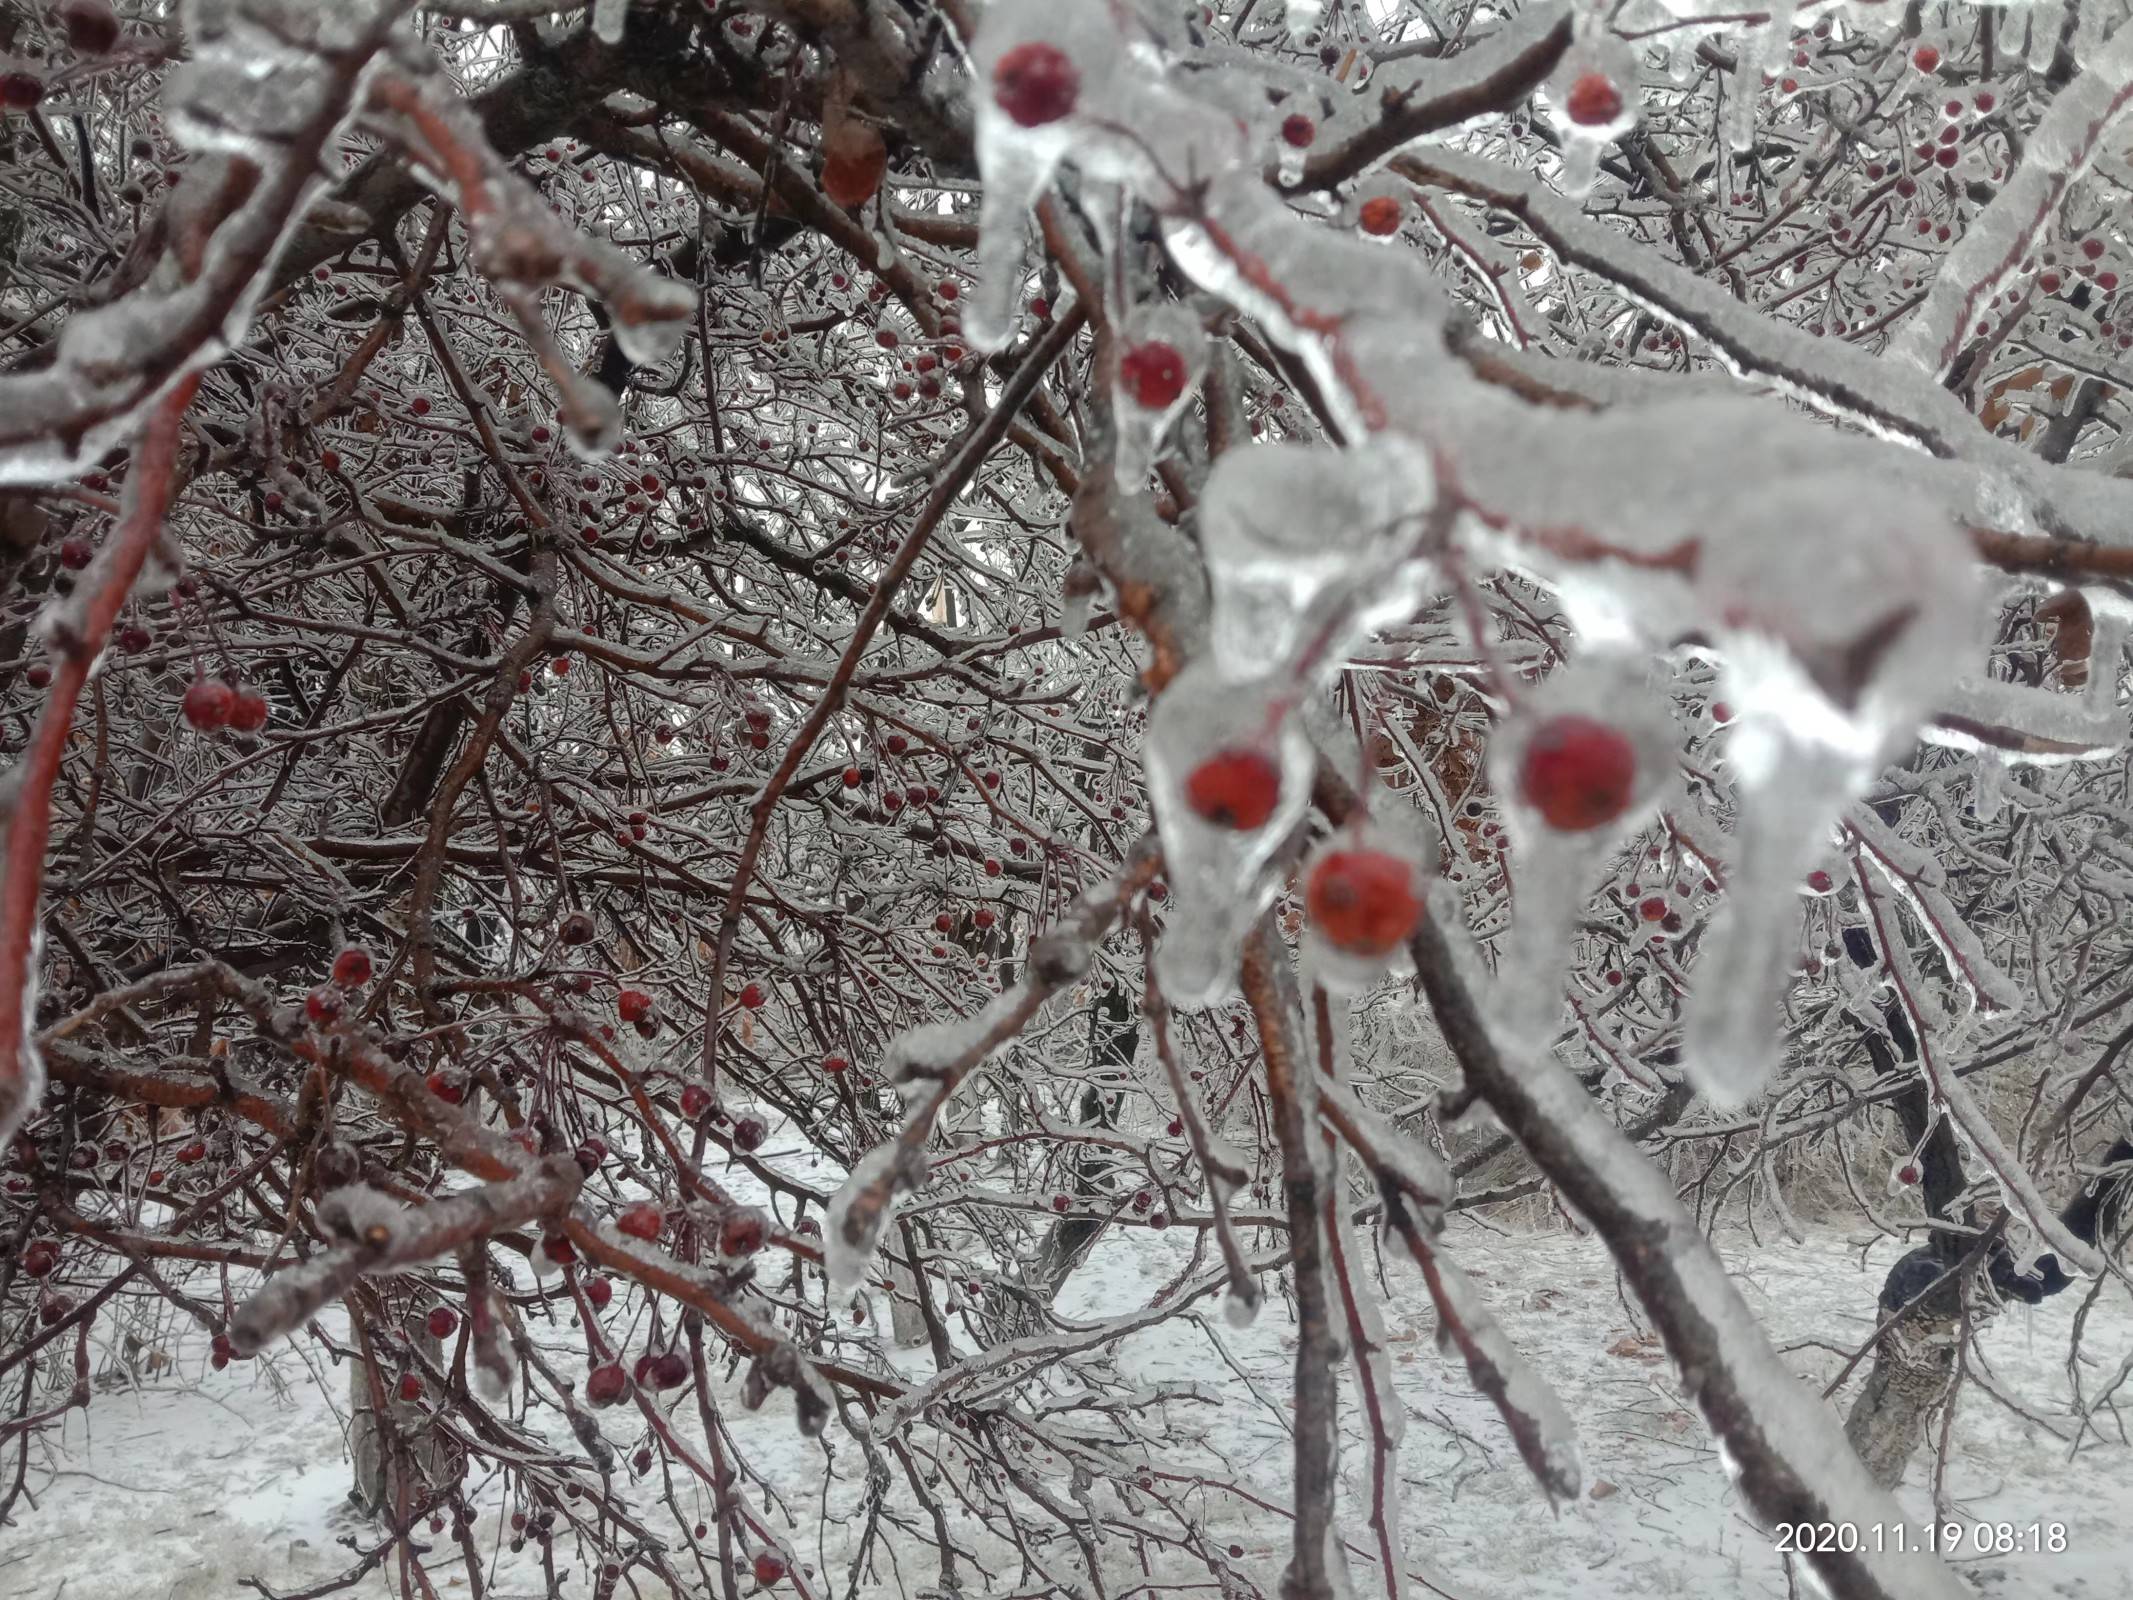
[6,1218,2126,1600]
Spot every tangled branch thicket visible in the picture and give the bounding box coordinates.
[3,3,2133,1599]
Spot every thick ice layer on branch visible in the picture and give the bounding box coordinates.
[1146,662,1314,1005]
[1164,172,1454,441]
[1198,436,1435,684]
[823,1128,921,1298]
[1413,1240,1582,1504]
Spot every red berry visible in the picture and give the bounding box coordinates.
[177,1139,207,1164]
[427,1307,458,1340]
[26,664,51,688]
[884,733,907,755]
[1119,341,1188,409]
[1898,1163,1921,1185]
[1185,747,1282,830]
[228,689,269,732]
[1358,195,1402,236]
[58,0,122,55]
[822,1054,848,1074]
[305,986,342,1025]
[1281,112,1316,147]
[617,1202,662,1240]
[1912,44,1940,73]
[974,908,996,929]
[0,71,46,111]
[732,1115,768,1152]
[58,536,93,569]
[842,765,863,787]
[1638,896,1667,922]
[1307,849,1422,957]
[983,857,1002,877]
[1051,1193,1070,1212]
[332,946,373,986]
[183,677,235,731]
[586,1362,627,1406]
[752,1551,788,1586]
[585,1275,614,1310]
[559,910,596,945]
[1564,72,1624,127]
[1807,870,1835,893]
[618,988,653,1023]
[992,41,1079,127]
[426,1071,464,1104]
[410,396,432,416]
[398,1373,423,1402]
[574,1137,606,1173]
[21,1239,58,1278]
[738,981,766,1009]
[719,1207,766,1256]
[649,1350,689,1389]
[543,1233,576,1265]
[1517,715,1637,832]
[681,1083,712,1119]
[117,624,151,653]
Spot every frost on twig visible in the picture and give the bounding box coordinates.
[362,47,695,457]
[0,0,407,482]
[230,1159,581,1356]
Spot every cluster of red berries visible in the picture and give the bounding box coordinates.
[183,677,270,734]
[304,945,374,1028]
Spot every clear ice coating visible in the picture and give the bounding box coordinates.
[965,0,1248,352]
[1196,435,1435,684]
[1146,661,1315,1005]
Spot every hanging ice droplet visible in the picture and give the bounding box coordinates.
[1197,435,1435,684]
[964,4,1107,350]
[1487,655,1678,1053]
[1147,661,1315,1006]
[593,0,626,44]
[609,279,697,369]
[1224,1285,1261,1328]
[1113,304,1206,485]
[1725,1,1791,156]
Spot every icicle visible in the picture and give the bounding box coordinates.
[1146,661,1315,1005]
[1487,655,1677,1053]
[1724,18,1776,156]
[1683,723,1861,1106]
[592,0,626,45]
[1113,303,1208,486]
[964,3,1121,351]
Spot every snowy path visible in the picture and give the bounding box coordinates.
[7,1223,2125,1599]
